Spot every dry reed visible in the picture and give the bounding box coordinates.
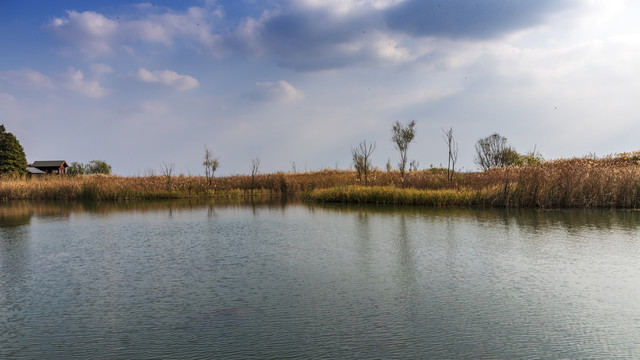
[3,152,640,208]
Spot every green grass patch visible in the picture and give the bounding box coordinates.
[305,186,478,206]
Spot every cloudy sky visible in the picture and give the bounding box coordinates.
[1,0,639,176]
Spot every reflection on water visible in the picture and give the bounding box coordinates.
[1,200,640,358]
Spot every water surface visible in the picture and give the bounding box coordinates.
[1,201,640,358]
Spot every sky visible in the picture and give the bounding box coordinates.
[1,0,640,176]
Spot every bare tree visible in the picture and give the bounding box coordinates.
[203,145,220,187]
[250,158,260,191]
[290,161,297,173]
[351,140,376,185]
[352,150,364,180]
[474,133,517,170]
[409,160,419,171]
[160,161,175,189]
[451,140,458,180]
[442,127,459,185]
[391,120,416,179]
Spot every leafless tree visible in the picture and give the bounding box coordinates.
[409,160,419,171]
[474,133,513,170]
[352,140,376,185]
[160,161,175,189]
[203,145,220,187]
[442,127,459,185]
[250,158,260,191]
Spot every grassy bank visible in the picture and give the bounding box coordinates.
[305,186,477,206]
[4,152,640,207]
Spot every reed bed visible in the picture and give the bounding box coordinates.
[305,186,477,206]
[3,152,640,207]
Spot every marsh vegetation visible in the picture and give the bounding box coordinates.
[2,151,640,208]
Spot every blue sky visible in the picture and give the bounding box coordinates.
[2,0,640,176]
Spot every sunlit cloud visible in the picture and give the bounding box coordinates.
[47,10,118,57]
[249,81,303,103]
[1,69,56,90]
[62,67,110,98]
[47,6,224,58]
[136,68,199,91]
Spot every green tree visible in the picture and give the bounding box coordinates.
[87,160,112,174]
[67,162,87,176]
[203,145,220,187]
[67,160,111,175]
[0,125,27,176]
[391,120,416,179]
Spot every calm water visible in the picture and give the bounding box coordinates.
[1,200,640,359]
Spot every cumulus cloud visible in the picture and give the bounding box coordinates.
[384,0,575,39]
[48,10,118,57]
[62,67,110,98]
[136,68,199,91]
[226,0,579,71]
[228,1,387,70]
[44,1,583,71]
[47,6,223,58]
[1,69,56,90]
[1,67,110,98]
[249,81,303,103]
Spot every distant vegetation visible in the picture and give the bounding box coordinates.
[474,133,543,170]
[67,160,112,175]
[4,121,640,208]
[1,152,640,208]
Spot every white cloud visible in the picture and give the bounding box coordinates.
[136,68,199,91]
[47,6,224,58]
[250,81,304,102]
[1,69,55,90]
[0,92,16,104]
[62,67,110,98]
[48,10,118,57]
[141,101,169,113]
[90,63,113,78]
[1,67,110,98]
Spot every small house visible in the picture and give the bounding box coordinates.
[26,166,45,177]
[30,160,69,175]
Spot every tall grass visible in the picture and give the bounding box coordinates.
[4,152,640,207]
[306,153,640,208]
[305,186,476,206]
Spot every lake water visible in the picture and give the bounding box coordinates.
[1,200,640,359]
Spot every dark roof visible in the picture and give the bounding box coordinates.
[31,160,69,168]
[26,166,45,174]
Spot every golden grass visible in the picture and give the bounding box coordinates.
[3,152,640,208]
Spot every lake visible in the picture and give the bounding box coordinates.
[1,200,640,359]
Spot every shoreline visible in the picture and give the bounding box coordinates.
[2,153,640,208]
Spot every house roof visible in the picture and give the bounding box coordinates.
[31,160,69,168]
[26,166,45,174]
